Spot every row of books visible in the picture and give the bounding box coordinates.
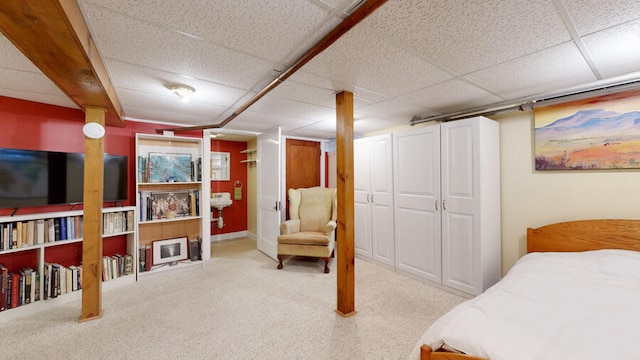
[43,262,82,300]
[0,216,83,251]
[102,210,135,235]
[102,254,134,281]
[139,190,200,222]
[0,210,135,252]
[0,265,39,311]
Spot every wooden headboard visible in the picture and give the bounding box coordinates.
[527,219,640,253]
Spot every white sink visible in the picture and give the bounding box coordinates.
[211,192,232,210]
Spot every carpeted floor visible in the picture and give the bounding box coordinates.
[0,238,464,360]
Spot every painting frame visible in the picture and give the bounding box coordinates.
[149,190,191,219]
[152,237,188,266]
[534,89,640,171]
[148,152,192,182]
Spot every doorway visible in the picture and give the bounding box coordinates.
[285,138,321,219]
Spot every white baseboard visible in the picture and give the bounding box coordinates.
[210,231,250,242]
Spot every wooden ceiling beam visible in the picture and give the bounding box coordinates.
[0,0,123,126]
[158,0,389,133]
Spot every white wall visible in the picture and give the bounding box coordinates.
[496,110,640,273]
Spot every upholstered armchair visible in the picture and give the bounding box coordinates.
[277,186,337,273]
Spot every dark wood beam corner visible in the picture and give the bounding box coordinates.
[0,0,124,127]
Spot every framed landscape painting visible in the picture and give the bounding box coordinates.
[148,152,192,182]
[534,89,640,170]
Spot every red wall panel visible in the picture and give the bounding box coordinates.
[210,140,248,235]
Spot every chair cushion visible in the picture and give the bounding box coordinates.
[298,187,333,232]
[277,232,330,246]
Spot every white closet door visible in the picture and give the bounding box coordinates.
[440,119,479,294]
[393,126,441,282]
[370,134,394,267]
[354,138,372,258]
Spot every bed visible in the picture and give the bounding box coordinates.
[410,219,640,360]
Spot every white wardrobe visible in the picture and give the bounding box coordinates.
[354,134,395,268]
[393,116,501,296]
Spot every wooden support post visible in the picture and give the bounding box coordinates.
[335,91,356,317]
[80,107,105,322]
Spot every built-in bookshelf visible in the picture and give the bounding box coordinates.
[135,133,207,277]
[0,206,136,321]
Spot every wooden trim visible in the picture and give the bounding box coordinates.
[420,345,488,360]
[335,91,355,316]
[0,1,123,126]
[80,107,105,321]
[158,0,389,133]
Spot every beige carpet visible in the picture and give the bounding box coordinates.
[0,239,464,360]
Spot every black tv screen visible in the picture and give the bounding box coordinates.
[0,148,128,208]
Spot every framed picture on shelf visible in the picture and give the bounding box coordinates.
[152,237,188,266]
[149,191,191,219]
[148,152,192,182]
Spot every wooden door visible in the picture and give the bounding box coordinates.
[285,139,320,219]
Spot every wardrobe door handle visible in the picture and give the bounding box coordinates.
[443,200,446,210]
[435,200,439,211]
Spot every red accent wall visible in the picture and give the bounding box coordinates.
[210,140,248,235]
[0,95,202,271]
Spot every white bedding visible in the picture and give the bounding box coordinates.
[409,249,640,360]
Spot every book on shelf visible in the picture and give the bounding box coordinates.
[10,272,19,308]
[189,238,199,261]
[145,245,152,272]
[0,263,7,311]
[124,254,133,275]
[138,246,146,272]
[36,219,45,245]
[59,218,67,241]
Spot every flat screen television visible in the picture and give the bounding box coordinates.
[0,148,128,208]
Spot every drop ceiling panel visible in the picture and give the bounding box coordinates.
[582,19,640,78]
[85,0,337,64]
[249,95,335,122]
[0,68,77,108]
[303,25,453,97]
[465,42,597,100]
[366,0,571,74]
[117,88,229,121]
[0,36,42,72]
[563,0,640,35]
[356,99,431,122]
[83,3,273,89]
[398,79,504,114]
[107,60,248,107]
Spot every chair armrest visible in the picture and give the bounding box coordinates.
[280,219,300,235]
[324,220,337,234]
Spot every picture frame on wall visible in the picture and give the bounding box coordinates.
[148,152,192,182]
[534,89,640,170]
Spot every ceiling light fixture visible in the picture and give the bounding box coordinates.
[169,84,195,102]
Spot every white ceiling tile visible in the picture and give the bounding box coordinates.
[0,89,77,109]
[0,35,42,72]
[398,79,504,114]
[465,43,597,100]
[303,25,453,97]
[85,0,336,63]
[563,0,640,35]
[0,68,74,105]
[249,95,335,122]
[269,81,337,108]
[365,0,571,74]
[582,19,640,78]
[107,60,248,107]
[356,99,429,123]
[118,88,228,122]
[84,3,273,89]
